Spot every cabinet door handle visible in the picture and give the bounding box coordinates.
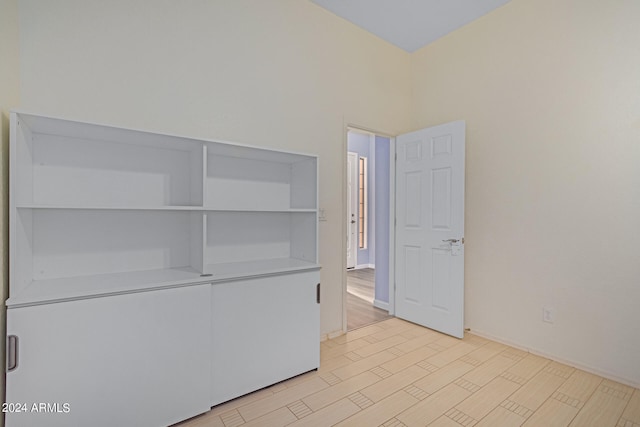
[316,283,321,304]
[7,335,18,372]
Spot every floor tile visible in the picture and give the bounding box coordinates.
[462,354,519,387]
[287,398,360,427]
[238,377,328,421]
[336,390,418,427]
[331,350,397,380]
[303,371,380,411]
[397,383,471,426]
[620,389,640,425]
[521,398,579,427]
[508,370,568,410]
[360,364,431,403]
[569,381,632,427]
[475,406,526,427]
[413,360,476,394]
[454,377,521,421]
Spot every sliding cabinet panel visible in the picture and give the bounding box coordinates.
[6,285,212,427]
[211,271,320,406]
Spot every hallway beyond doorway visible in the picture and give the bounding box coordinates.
[347,268,392,330]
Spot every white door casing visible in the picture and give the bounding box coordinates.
[347,151,358,269]
[395,121,465,338]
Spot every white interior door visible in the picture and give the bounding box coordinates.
[346,152,358,269]
[395,121,465,338]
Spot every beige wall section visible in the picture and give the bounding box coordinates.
[411,0,640,386]
[17,0,412,338]
[1,0,20,421]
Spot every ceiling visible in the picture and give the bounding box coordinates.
[310,0,513,52]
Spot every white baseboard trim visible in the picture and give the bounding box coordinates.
[373,299,389,311]
[320,329,344,342]
[467,327,640,389]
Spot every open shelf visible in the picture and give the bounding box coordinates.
[204,211,317,268]
[13,112,204,208]
[9,111,319,307]
[9,208,205,304]
[204,142,317,211]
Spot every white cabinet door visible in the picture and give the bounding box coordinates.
[5,285,212,427]
[211,271,320,406]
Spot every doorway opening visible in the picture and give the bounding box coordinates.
[346,129,393,330]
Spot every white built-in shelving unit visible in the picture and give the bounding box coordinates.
[6,111,321,427]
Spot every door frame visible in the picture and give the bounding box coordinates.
[346,151,358,269]
[342,123,396,333]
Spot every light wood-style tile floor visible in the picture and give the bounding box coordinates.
[176,318,640,427]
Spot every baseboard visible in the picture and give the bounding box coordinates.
[468,327,640,389]
[373,299,389,311]
[353,264,375,270]
[320,329,344,342]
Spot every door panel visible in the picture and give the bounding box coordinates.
[431,167,452,229]
[404,172,422,227]
[395,121,465,338]
[431,248,452,310]
[403,246,422,303]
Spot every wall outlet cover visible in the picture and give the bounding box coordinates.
[542,307,555,323]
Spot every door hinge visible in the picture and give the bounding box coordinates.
[316,283,321,304]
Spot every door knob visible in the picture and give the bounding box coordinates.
[351,220,356,224]
[442,239,459,243]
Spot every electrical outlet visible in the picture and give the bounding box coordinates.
[542,307,555,324]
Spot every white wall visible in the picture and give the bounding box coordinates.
[16,0,412,338]
[411,0,640,386]
[0,0,20,420]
